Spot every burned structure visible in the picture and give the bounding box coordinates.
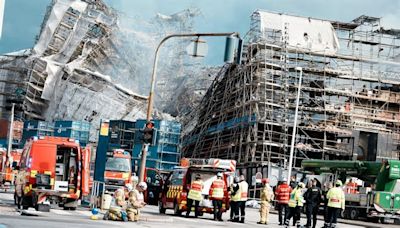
[0,0,207,140]
[183,11,400,174]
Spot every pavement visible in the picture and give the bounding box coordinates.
[0,190,398,228]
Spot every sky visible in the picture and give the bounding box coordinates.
[0,0,399,64]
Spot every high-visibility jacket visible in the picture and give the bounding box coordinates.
[288,187,303,208]
[275,183,292,204]
[327,187,345,209]
[239,181,249,201]
[188,180,203,201]
[231,183,241,202]
[209,179,225,200]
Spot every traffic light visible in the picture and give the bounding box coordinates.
[143,121,155,145]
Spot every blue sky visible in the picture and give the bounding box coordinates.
[1,0,399,64]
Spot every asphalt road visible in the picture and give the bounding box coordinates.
[0,190,398,228]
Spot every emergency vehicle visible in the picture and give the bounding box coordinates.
[5,150,22,182]
[104,149,132,192]
[19,136,91,211]
[158,158,236,216]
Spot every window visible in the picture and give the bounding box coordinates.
[105,157,130,172]
[171,170,185,185]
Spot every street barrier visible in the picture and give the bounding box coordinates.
[90,180,105,209]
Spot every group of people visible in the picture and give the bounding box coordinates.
[103,176,148,222]
[186,173,345,227]
[272,178,345,228]
[185,173,250,223]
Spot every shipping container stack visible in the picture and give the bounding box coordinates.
[54,120,91,146]
[108,120,135,152]
[133,119,181,173]
[22,120,55,145]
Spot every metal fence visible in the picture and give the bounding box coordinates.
[90,180,105,209]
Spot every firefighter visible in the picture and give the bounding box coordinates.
[304,179,322,228]
[324,180,345,228]
[104,188,128,221]
[275,178,291,225]
[229,176,240,222]
[238,175,248,223]
[14,166,25,209]
[285,182,305,228]
[209,172,226,221]
[258,178,273,225]
[127,181,147,222]
[186,174,203,218]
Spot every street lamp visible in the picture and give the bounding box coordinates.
[287,67,303,185]
[139,32,241,182]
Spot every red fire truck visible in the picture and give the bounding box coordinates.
[19,136,91,211]
[158,158,236,216]
[104,149,132,192]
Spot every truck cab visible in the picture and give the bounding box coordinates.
[104,149,132,192]
[19,136,91,211]
[159,158,236,216]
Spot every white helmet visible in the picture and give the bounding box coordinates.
[138,182,147,191]
[131,175,139,183]
[125,183,133,192]
[217,172,223,177]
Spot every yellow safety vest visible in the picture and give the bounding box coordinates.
[327,187,345,209]
[239,181,248,201]
[231,184,241,201]
[188,180,203,201]
[288,187,303,208]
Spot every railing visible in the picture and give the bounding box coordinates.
[90,180,105,209]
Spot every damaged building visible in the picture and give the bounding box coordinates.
[0,0,210,140]
[183,11,400,177]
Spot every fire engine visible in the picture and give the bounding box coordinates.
[104,149,132,192]
[19,136,91,211]
[158,158,236,216]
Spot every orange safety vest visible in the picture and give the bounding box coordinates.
[210,179,225,200]
[188,180,203,201]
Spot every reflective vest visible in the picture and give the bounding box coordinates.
[275,183,291,204]
[210,179,225,200]
[188,180,203,201]
[288,187,303,208]
[231,184,241,202]
[239,181,248,201]
[327,187,345,209]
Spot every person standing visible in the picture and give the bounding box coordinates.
[209,172,226,221]
[258,178,273,225]
[186,174,204,218]
[275,178,292,225]
[285,182,305,228]
[324,180,345,228]
[14,166,25,209]
[238,175,248,223]
[230,176,241,222]
[304,179,322,228]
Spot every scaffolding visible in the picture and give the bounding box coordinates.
[183,11,400,172]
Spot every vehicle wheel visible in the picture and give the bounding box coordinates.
[173,203,181,216]
[348,208,358,220]
[380,217,386,224]
[31,192,38,211]
[159,201,166,214]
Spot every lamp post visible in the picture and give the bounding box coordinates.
[287,67,303,185]
[139,32,241,182]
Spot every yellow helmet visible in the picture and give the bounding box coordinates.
[335,180,343,186]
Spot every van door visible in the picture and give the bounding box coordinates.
[81,147,91,196]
